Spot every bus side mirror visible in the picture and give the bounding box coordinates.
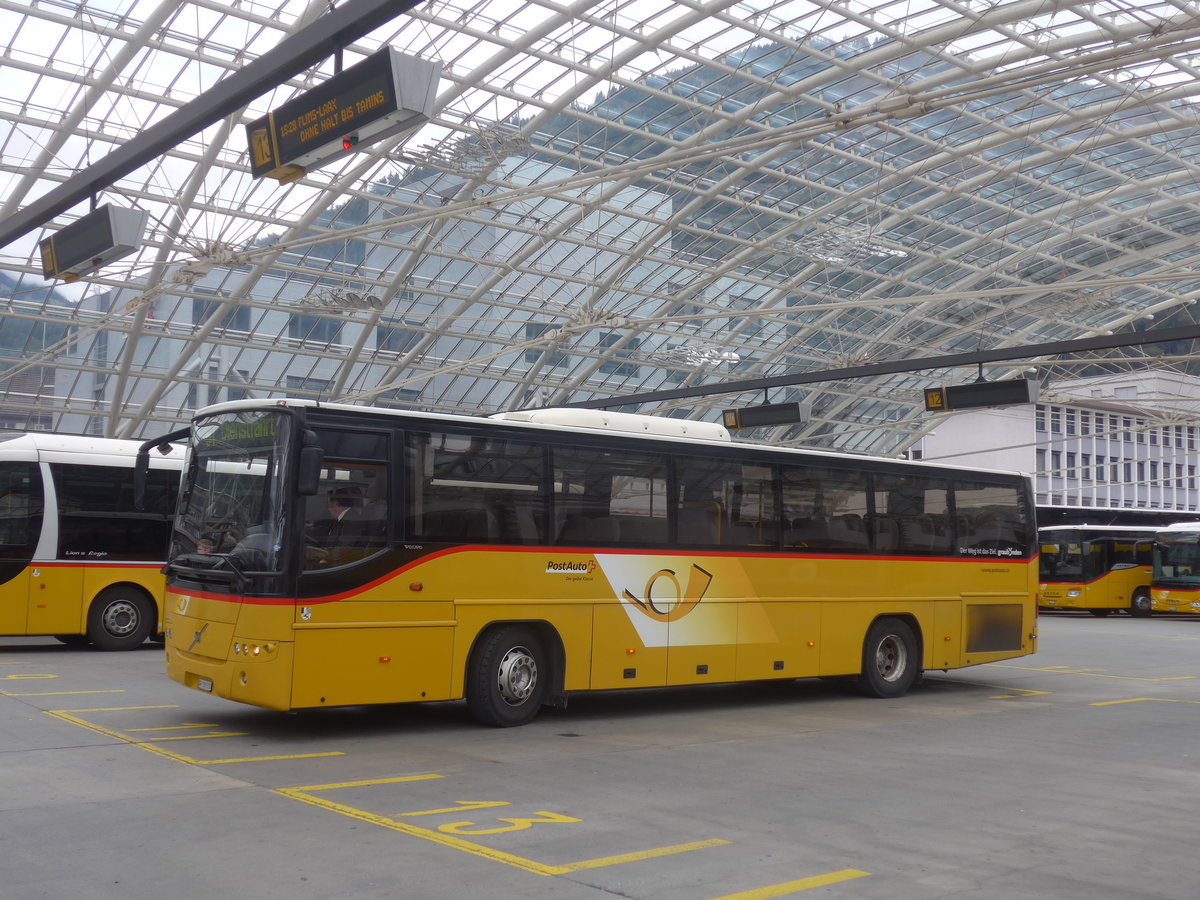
[133,451,150,511]
[297,446,324,496]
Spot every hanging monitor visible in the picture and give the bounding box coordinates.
[39,204,150,283]
[247,47,440,183]
[722,401,810,430]
[924,377,1039,412]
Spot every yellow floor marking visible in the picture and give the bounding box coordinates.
[398,800,510,817]
[44,705,344,764]
[1,673,57,680]
[147,732,250,741]
[288,774,443,792]
[126,723,219,732]
[1092,697,1200,707]
[707,869,871,899]
[990,664,1193,683]
[557,839,731,873]
[938,678,1048,698]
[276,785,564,876]
[1,696,124,700]
[280,776,727,876]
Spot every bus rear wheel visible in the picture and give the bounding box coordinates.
[1130,589,1152,618]
[858,617,920,699]
[466,626,548,727]
[87,587,155,651]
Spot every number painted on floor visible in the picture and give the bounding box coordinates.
[438,810,582,835]
[398,800,511,817]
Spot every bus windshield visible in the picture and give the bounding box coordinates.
[1039,538,1089,580]
[1155,530,1200,587]
[172,410,290,574]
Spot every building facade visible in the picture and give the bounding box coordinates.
[918,371,1200,515]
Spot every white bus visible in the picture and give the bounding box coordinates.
[0,433,183,649]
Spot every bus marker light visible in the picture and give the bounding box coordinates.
[944,635,951,641]
[410,583,423,591]
[626,648,636,655]
[252,646,261,656]
[806,641,815,647]
[380,656,391,663]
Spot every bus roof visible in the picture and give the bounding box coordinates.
[0,432,186,465]
[192,398,1030,481]
[1155,522,1200,534]
[1038,524,1160,534]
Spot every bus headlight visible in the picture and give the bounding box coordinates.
[1067,590,1081,598]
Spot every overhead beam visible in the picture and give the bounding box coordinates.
[572,324,1200,409]
[0,0,426,251]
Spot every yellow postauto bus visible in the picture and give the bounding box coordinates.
[1151,522,1200,615]
[0,433,182,649]
[1037,525,1155,617]
[145,400,1038,726]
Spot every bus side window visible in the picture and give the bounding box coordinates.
[0,462,42,556]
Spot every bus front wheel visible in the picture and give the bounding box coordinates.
[858,617,920,699]
[87,587,155,651]
[466,626,548,727]
[1130,589,1152,618]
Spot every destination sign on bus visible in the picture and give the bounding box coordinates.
[246,47,440,183]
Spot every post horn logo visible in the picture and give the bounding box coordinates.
[622,563,713,623]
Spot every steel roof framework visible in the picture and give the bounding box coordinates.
[2,0,1200,452]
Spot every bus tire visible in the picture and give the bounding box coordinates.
[858,617,920,699]
[1130,590,1152,618]
[87,586,155,651]
[466,625,548,727]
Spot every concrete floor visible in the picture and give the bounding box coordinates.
[2,613,1198,900]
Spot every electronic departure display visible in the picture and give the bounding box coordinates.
[247,47,440,183]
[924,377,1039,412]
[38,205,150,282]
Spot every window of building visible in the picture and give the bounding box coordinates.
[288,313,342,344]
[1096,455,1105,482]
[1050,450,1061,477]
[1065,410,1076,435]
[1123,417,1132,441]
[523,323,568,367]
[1081,453,1090,481]
[1066,452,1077,479]
[1035,405,1046,433]
[1050,407,1061,433]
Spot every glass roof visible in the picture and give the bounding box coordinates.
[4,0,1200,453]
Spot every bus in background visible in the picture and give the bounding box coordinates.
[148,401,1038,726]
[1150,522,1200,615]
[0,434,183,649]
[1037,525,1155,617]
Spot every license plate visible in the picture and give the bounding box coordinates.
[196,677,213,692]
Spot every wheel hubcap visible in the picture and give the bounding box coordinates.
[103,601,138,637]
[875,634,907,683]
[496,645,537,706]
